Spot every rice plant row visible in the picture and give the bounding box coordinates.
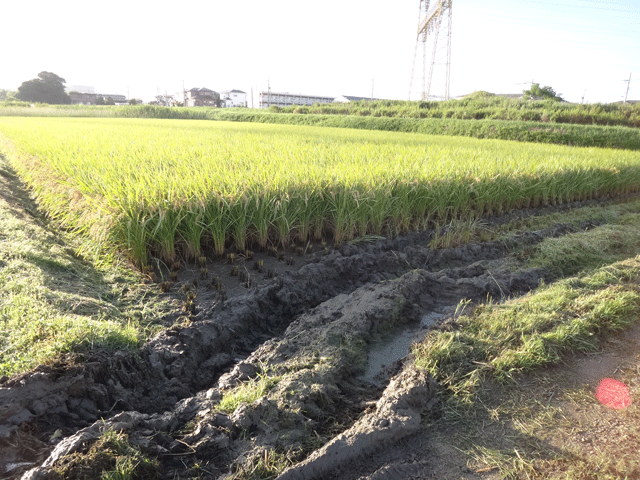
[1,116,639,267]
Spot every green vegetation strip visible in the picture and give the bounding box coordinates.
[2,101,640,149]
[413,218,640,402]
[0,156,173,378]
[206,111,640,151]
[269,92,640,129]
[1,117,640,268]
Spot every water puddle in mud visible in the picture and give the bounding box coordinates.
[361,312,443,384]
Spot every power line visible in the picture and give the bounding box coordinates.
[459,0,638,15]
[460,7,638,38]
[522,0,637,14]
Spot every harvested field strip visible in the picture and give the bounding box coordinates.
[1,117,640,269]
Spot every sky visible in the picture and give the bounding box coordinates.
[2,0,638,104]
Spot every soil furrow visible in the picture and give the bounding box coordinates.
[0,205,607,479]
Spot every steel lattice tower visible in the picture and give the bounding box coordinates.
[409,0,452,101]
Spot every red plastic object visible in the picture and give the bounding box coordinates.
[596,378,632,410]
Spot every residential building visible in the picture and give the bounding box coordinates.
[220,89,247,108]
[259,91,334,108]
[66,85,96,95]
[185,88,220,107]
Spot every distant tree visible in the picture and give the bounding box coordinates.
[16,72,71,104]
[95,95,105,105]
[128,98,143,105]
[104,96,115,105]
[155,94,175,106]
[0,89,17,101]
[523,83,563,102]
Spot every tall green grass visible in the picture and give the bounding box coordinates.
[273,93,640,129]
[1,117,640,267]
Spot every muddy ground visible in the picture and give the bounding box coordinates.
[0,197,620,480]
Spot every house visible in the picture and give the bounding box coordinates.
[69,91,96,105]
[98,94,127,105]
[220,89,247,108]
[185,88,220,107]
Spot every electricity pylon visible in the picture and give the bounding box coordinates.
[409,0,452,101]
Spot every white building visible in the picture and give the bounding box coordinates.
[66,85,96,94]
[333,95,377,103]
[259,91,335,108]
[220,89,247,108]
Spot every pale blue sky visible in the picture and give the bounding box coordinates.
[2,0,638,104]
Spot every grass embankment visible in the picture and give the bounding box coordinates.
[3,92,640,129]
[205,110,640,151]
[413,202,640,478]
[270,93,640,128]
[1,117,639,269]
[0,155,175,378]
[2,102,640,150]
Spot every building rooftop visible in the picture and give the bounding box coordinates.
[189,87,216,93]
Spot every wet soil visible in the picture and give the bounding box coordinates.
[0,196,627,480]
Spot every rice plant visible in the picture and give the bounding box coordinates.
[1,116,640,267]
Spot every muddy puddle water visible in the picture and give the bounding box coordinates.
[361,312,443,384]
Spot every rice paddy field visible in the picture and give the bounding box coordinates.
[1,116,640,268]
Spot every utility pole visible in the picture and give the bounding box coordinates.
[183,80,187,107]
[624,73,632,104]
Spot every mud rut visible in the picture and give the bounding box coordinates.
[0,203,605,480]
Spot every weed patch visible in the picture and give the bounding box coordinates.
[51,429,160,480]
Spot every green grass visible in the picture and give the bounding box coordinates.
[0,155,175,378]
[228,448,297,480]
[413,215,640,402]
[411,207,640,478]
[216,374,281,414]
[1,116,639,268]
[51,429,160,480]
